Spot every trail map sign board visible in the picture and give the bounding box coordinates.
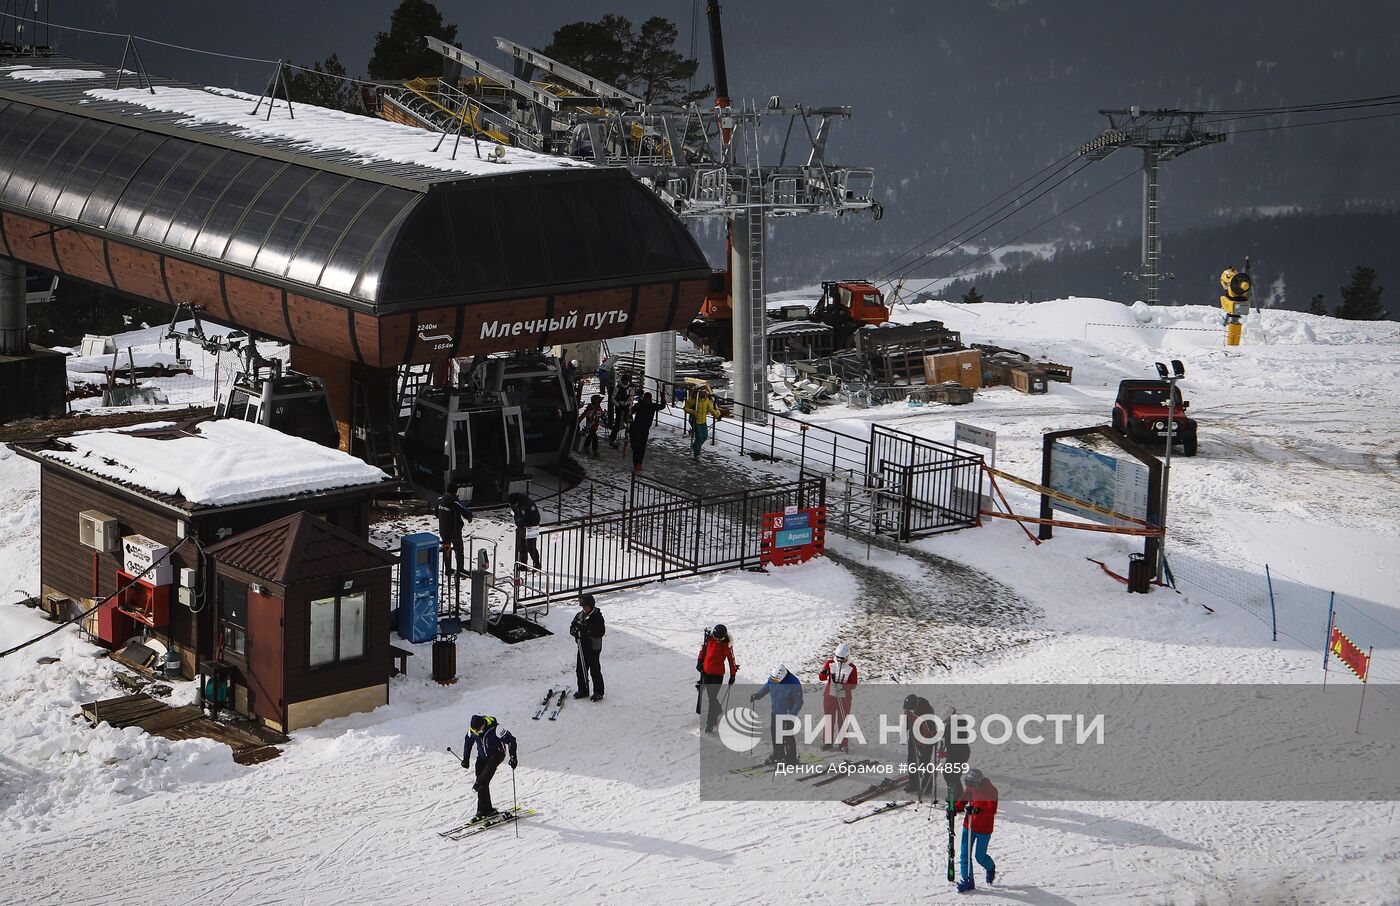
[1047,441,1150,527]
[760,507,826,566]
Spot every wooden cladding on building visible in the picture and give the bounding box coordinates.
[0,213,708,367]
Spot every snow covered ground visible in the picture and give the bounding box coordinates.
[2,298,1398,905]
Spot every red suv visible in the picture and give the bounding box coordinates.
[1111,380,1198,456]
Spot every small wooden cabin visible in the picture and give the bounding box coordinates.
[10,419,392,677]
[204,512,395,732]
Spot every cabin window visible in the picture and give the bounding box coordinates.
[309,590,368,667]
[220,577,247,657]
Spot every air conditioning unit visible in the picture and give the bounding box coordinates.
[78,510,119,553]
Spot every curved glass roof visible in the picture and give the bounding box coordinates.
[0,97,707,308]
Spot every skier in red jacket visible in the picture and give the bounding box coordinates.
[696,624,739,733]
[817,642,857,751]
[952,768,998,893]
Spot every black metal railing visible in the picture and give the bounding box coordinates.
[868,425,983,539]
[515,474,826,605]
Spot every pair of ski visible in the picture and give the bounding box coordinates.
[531,687,568,721]
[439,806,538,840]
[727,752,825,777]
[843,800,913,824]
[841,776,907,806]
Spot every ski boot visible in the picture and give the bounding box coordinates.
[956,878,975,894]
[986,868,995,886]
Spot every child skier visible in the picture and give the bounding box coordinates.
[952,767,998,893]
[817,642,858,751]
[750,664,804,766]
[461,714,518,822]
[577,394,604,457]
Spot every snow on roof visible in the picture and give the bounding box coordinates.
[40,419,387,507]
[4,65,105,82]
[85,85,592,179]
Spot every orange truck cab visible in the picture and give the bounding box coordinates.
[818,281,889,325]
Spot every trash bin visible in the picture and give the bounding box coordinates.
[432,639,457,685]
[1127,553,1152,594]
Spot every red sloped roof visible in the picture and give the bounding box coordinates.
[205,512,395,585]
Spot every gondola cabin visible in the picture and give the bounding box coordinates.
[490,353,576,467]
[216,371,340,449]
[400,389,527,505]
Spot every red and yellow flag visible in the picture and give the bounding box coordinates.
[1330,626,1370,681]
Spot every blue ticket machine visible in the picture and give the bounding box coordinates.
[398,532,440,643]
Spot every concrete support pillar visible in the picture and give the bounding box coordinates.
[643,331,675,401]
[730,212,768,421]
[0,257,27,356]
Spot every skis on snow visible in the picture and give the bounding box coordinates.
[842,800,913,824]
[439,807,538,840]
[547,689,568,720]
[531,688,555,720]
[842,777,906,806]
[810,760,882,787]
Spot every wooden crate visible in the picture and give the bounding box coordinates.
[1038,361,1073,383]
[922,349,983,390]
[1009,367,1048,395]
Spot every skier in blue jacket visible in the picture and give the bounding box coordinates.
[461,714,518,821]
[750,664,804,766]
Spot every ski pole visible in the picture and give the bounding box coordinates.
[511,765,519,839]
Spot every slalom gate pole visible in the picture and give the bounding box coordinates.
[1355,647,1372,735]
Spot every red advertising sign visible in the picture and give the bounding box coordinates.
[1330,626,1370,681]
[759,507,827,567]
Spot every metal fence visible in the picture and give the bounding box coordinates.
[515,474,826,605]
[1169,551,1400,694]
[867,425,983,539]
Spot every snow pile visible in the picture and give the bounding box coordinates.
[86,85,592,178]
[39,419,387,506]
[5,66,105,82]
[0,657,239,834]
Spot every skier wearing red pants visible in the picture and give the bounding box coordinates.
[953,768,999,893]
[817,642,857,751]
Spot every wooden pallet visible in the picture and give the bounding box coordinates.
[79,693,283,765]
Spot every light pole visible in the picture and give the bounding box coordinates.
[1153,359,1185,582]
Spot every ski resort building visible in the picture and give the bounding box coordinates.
[0,53,712,443]
[10,420,393,683]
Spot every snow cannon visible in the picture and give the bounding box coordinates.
[1219,259,1252,347]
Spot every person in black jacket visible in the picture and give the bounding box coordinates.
[435,484,474,575]
[569,593,606,701]
[628,391,662,473]
[461,714,518,821]
[940,708,973,801]
[508,492,542,571]
[903,693,937,796]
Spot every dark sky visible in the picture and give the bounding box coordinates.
[32,1,1400,281]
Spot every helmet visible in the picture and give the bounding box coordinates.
[902,693,921,711]
[712,624,728,641]
[834,642,851,660]
[964,768,985,787]
[770,664,787,681]
[469,714,489,734]
[591,394,603,404]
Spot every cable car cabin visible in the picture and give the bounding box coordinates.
[400,389,527,505]
[216,373,339,449]
[489,354,576,467]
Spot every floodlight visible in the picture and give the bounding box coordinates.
[1154,362,1169,379]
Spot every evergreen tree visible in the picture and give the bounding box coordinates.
[542,15,633,87]
[281,54,363,114]
[542,15,709,106]
[961,286,985,304]
[368,0,458,81]
[630,17,706,105]
[1307,293,1328,316]
[1334,266,1388,320]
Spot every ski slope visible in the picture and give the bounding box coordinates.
[2,298,1398,905]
